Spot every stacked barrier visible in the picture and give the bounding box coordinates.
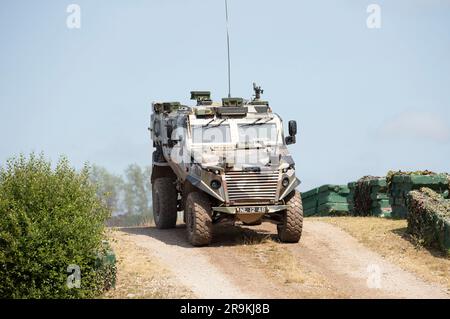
[388,172,449,218]
[369,178,392,217]
[303,185,350,217]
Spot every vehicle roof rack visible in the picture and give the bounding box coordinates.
[153,102,181,113]
[222,97,244,107]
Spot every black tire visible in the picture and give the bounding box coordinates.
[277,191,303,243]
[185,192,213,246]
[152,177,178,229]
[152,148,166,164]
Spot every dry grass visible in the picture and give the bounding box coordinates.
[234,228,344,298]
[310,217,450,290]
[233,226,306,284]
[102,229,193,299]
[244,239,306,284]
[232,227,304,282]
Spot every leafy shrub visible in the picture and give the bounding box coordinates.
[0,154,111,298]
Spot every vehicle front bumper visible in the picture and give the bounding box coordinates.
[212,205,289,214]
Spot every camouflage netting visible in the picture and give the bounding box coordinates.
[407,188,450,255]
[353,176,379,216]
[387,170,449,219]
[347,182,356,215]
[447,173,450,194]
[95,240,117,291]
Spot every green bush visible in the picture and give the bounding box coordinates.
[0,154,111,298]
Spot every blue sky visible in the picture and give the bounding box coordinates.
[0,0,449,191]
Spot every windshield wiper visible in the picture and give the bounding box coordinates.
[241,117,272,127]
[203,118,227,129]
[202,118,215,128]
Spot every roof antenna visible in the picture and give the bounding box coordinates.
[225,0,232,98]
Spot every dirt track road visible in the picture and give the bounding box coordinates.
[115,220,450,299]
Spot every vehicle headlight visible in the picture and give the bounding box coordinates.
[211,180,222,189]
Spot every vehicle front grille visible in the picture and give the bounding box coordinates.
[224,170,279,204]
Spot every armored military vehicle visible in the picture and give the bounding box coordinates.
[149,84,303,246]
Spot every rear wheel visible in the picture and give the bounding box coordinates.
[152,177,178,229]
[185,192,213,246]
[277,191,303,243]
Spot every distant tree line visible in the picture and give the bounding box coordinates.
[89,164,153,226]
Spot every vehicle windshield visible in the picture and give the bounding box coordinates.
[238,123,278,144]
[191,125,231,144]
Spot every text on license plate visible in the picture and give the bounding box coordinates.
[237,207,265,214]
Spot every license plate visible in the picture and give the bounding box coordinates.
[236,207,265,214]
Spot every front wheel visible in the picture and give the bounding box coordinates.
[277,191,303,243]
[185,192,213,246]
[152,177,178,229]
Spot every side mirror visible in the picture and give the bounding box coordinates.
[285,136,296,145]
[288,120,297,136]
